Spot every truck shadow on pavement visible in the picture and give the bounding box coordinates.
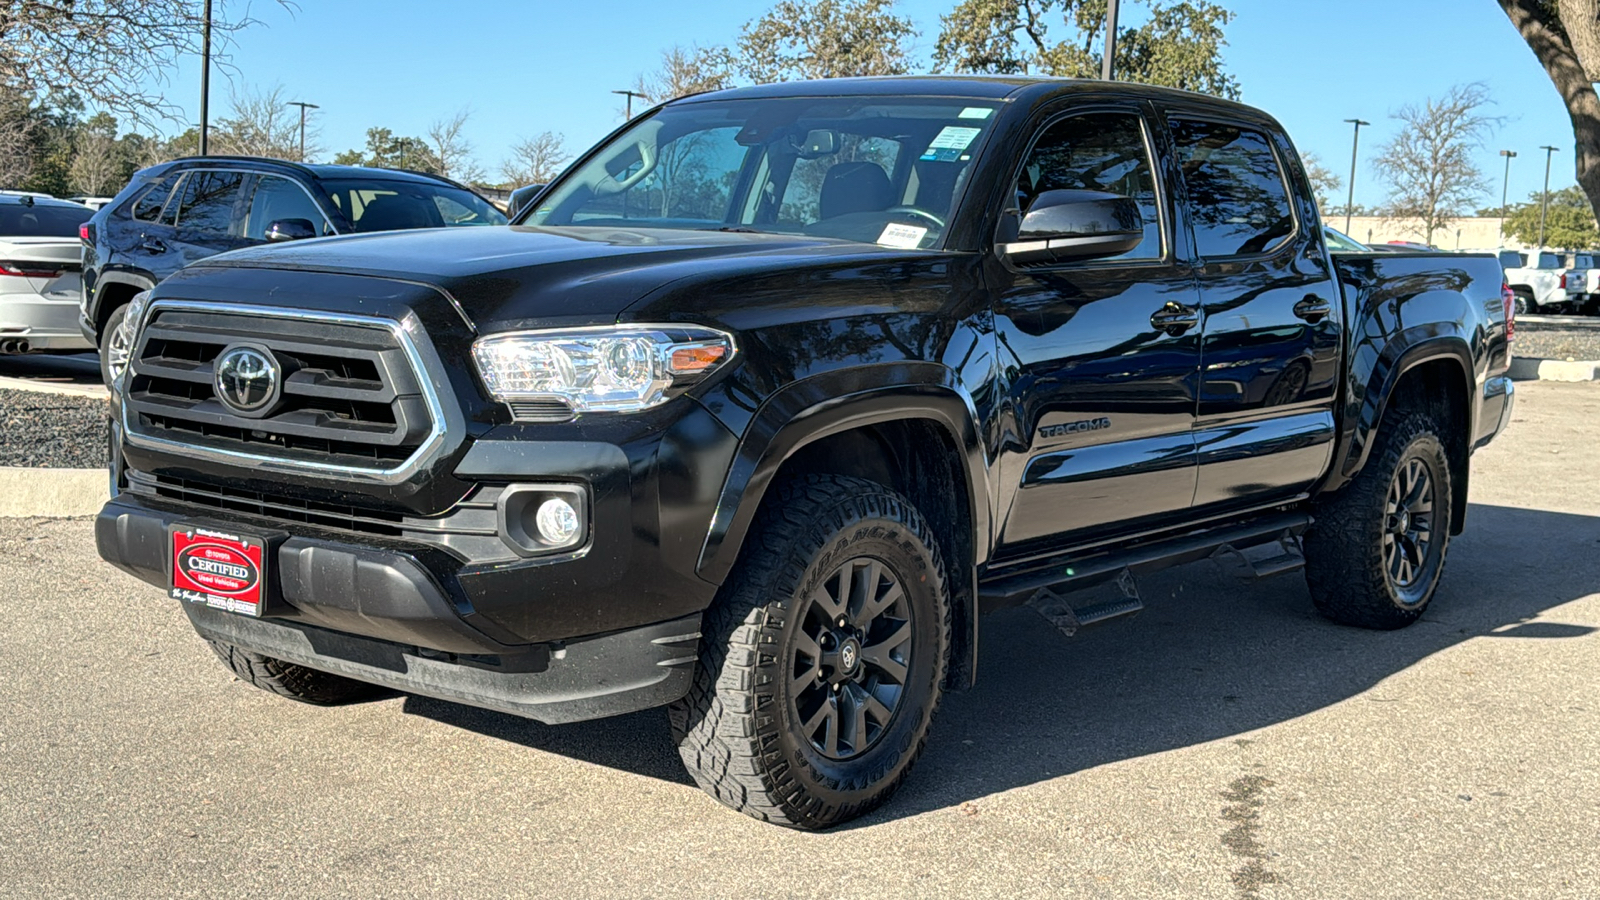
[402,502,1600,822]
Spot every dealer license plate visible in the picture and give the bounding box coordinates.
[170,524,268,617]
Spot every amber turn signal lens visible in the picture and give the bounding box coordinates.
[669,344,727,374]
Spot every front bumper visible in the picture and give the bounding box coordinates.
[186,602,701,725]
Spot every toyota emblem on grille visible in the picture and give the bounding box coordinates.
[213,345,281,416]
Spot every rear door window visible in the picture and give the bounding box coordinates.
[173,171,247,236]
[131,174,183,224]
[1171,119,1295,258]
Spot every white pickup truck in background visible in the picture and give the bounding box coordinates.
[1499,249,1593,315]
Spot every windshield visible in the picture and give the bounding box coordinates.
[526,96,1003,249]
[0,202,93,238]
[319,178,507,232]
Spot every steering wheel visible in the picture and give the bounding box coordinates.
[884,206,946,229]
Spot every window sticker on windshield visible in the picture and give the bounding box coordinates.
[877,223,927,249]
[959,107,993,120]
[928,126,981,151]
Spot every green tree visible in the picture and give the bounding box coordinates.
[934,0,1240,99]
[1503,185,1599,248]
[735,0,918,83]
[334,128,442,173]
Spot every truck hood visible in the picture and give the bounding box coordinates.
[195,225,926,330]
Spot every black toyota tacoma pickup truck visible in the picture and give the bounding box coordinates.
[95,77,1515,829]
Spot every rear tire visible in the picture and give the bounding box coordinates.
[1510,289,1534,317]
[1303,409,1454,629]
[669,474,950,829]
[207,640,383,705]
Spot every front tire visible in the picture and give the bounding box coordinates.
[1303,410,1454,629]
[207,640,383,705]
[670,474,950,829]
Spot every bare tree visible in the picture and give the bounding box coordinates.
[69,113,124,195]
[1499,1,1600,227]
[1375,84,1498,246]
[0,121,31,187]
[631,45,734,107]
[1301,151,1342,211]
[0,1,285,125]
[500,132,570,186]
[212,84,311,160]
[427,109,484,183]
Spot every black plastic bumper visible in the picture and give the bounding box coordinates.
[185,602,701,724]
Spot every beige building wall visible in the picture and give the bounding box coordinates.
[1325,215,1526,252]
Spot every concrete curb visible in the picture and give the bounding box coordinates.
[1509,356,1600,382]
[0,374,109,399]
[0,466,108,517]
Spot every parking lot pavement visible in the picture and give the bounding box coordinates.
[0,382,1596,900]
[0,352,106,398]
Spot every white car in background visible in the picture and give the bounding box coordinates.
[66,196,116,211]
[0,192,96,353]
[1499,248,1569,315]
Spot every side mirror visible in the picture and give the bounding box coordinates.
[264,218,317,242]
[508,184,546,217]
[1000,190,1144,263]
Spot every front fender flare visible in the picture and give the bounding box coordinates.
[697,365,991,586]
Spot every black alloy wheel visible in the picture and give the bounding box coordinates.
[789,557,914,760]
[1382,456,1440,601]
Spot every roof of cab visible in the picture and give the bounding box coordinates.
[673,74,1270,119]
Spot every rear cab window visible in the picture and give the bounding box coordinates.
[130,173,184,224]
[1171,119,1295,258]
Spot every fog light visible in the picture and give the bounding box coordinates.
[496,483,589,557]
[535,497,580,544]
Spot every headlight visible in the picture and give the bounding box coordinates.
[472,325,735,418]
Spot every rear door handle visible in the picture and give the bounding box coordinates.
[1150,301,1200,336]
[1293,295,1332,323]
[140,237,167,254]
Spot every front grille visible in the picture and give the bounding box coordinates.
[124,306,437,472]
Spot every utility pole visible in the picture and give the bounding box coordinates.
[287,101,319,161]
[1101,0,1121,82]
[199,0,213,155]
[612,90,647,119]
[1538,145,1560,248]
[1498,149,1517,247]
[1342,119,1369,234]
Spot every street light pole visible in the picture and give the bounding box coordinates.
[199,0,213,155]
[611,90,647,119]
[1538,145,1560,248]
[1342,118,1369,234]
[1101,0,1120,82]
[1498,149,1517,247]
[287,101,319,161]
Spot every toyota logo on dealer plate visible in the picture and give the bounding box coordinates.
[213,345,281,415]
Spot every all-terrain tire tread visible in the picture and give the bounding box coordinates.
[206,640,381,705]
[669,474,950,829]
[1304,409,1453,630]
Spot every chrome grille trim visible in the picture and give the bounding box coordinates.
[120,300,449,485]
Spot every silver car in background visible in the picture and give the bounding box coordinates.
[0,192,95,353]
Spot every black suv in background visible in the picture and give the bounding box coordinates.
[80,157,507,383]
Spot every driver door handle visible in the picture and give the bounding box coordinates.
[1293,295,1332,323]
[1150,301,1199,336]
[140,237,167,254]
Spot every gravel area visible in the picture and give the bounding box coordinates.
[0,388,109,468]
[1515,327,1600,360]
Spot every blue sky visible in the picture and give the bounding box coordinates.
[137,0,1577,207]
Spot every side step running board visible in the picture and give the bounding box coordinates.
[980,510,1313,608]
[1025,569,1144,637]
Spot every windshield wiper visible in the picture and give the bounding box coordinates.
[704,226,766,234]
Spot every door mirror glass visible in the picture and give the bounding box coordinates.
[264,218,317,242]
[1002,190,1144,262]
